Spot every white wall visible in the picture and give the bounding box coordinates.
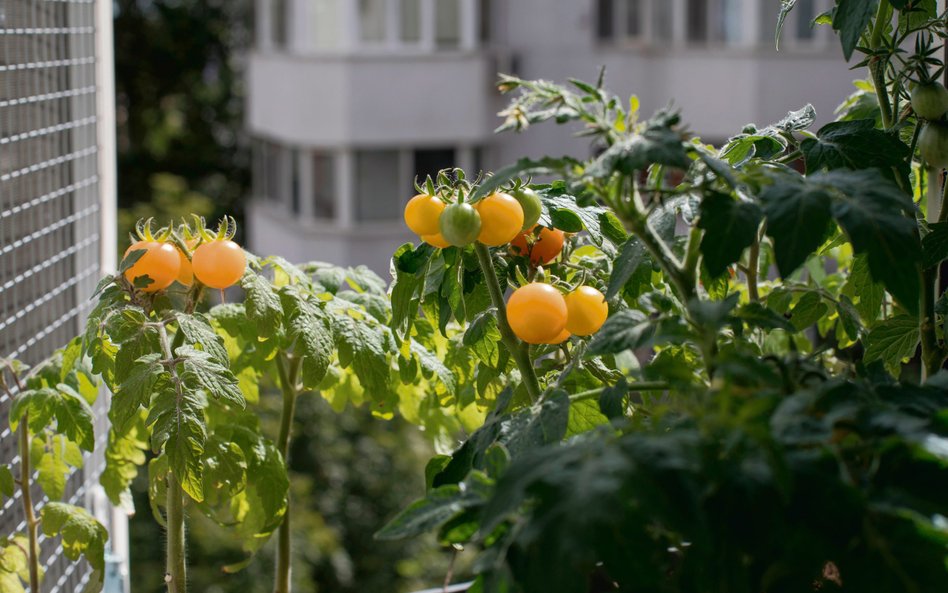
[247,52,493,147]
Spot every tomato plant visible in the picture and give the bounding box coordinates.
[375,3,948,592]
[1,349,108,593]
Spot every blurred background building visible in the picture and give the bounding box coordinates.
[246,0,856,274]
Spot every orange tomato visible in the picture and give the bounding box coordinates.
[175,241,198,286]
[506,283,568,344]
[422,233,452,249]
[475,192,524,247]
[543,329,572,345]
[123,241,180,292]
[564,286,608,336]
[191,240,247,289]
[510,225,566,266]
[404,194,446,236]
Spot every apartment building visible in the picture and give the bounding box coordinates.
[246,0,856,274]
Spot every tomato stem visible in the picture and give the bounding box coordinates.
[19,412,41,593]
[158,322,188,593]
[869,0,894,129]
[473,242,542,402]
[274,354,301,593]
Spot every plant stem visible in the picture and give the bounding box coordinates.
[165,473,187,593]
[869,0,894,129]
[473,242,542,402]
[568,382,670,404]
[274,354,301,593]
[18,413,40,593]
[746,228,762,303]
[157,322,187,593]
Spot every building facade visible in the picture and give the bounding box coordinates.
[0,0,125,590]
[247,0,855,274]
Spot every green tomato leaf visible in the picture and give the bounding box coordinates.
[833,0,879,61]
[376,475,491,541]
[111,353,164,434]
[0,466,14,499]
[241,272,284,339]
[40,502,108,571]
[584,109,691,177]
[146,379,208,502]
[178,346,245,410]
[9,385,95,451]
[175,312,229,366]
[698,192,763,278]
[100,415,149,511]
[801,120,910,183]
[332,309,397,402]
[864,316,920,376]
[760,176,833,277]
[790,291,829,331]
[819,169,921,315]
[922,222,948,269]
[607,238,648,300]
[280,286,334,389]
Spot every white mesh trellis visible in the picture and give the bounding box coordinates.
[0,1,115,591]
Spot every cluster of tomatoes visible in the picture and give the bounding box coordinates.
[123,219,247,293]
[912,81,948,169]
[507,283,608,345]
[405,186,567,264]
[404,182,608,345]
[405,187,539,249]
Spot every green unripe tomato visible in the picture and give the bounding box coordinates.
[510,188,543,230]
[918,121,948,170]
[439,203,482,246]
[911,83,948,121]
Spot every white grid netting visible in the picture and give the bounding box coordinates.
[0,1,106,591]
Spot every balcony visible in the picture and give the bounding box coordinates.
[248,0,493,147]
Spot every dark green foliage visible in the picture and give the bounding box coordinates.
[114,0,250,227]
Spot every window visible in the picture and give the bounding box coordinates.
[795,0,817,40]
[686,0,709,42]
[480,0,492,42]
[414,148,457,186]
[312,152,335,219]
[652,0,673,42]
[436,0,461,48]
[359,0,386,43]
[596,0,669,44]
[265,142,284,204]
[290,149,301,215]
[356,150,401,222]
[272,0,287,47]
[401,0,422,42]
[312,0,342,49]
[686,0,740,44]
[596,0,614,40]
